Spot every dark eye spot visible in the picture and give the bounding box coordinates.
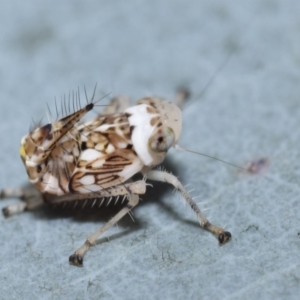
[158,137,164,143]
[37,165,42,173]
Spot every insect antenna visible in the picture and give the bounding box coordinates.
[174,144,247,171]
[182,52,233,110]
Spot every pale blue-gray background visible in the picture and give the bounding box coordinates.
[0,1,300,299]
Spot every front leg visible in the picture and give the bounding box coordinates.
[146,170,231,245]
[69,193,140,266]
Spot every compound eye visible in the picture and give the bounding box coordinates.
[149,127,175,153]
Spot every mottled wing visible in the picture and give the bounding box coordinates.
[69,112,144,194]
[69,149,143,194]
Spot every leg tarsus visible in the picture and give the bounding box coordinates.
[146,170,232,245]
[69,253,83,267]
[218,231,232,245]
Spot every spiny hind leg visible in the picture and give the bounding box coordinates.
[102,95,131,114]
[146,170,231,245]
[1,185,44,217]
[69,193,139,267]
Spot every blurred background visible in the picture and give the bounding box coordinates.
[0,1,300,299]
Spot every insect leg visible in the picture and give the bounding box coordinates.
[1,185,44,216]
[44,180,146,204]
[146,170,231,245]
[69,193,139,267]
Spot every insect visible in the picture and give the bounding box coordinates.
[0,89,231,266]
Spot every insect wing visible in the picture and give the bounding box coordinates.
[69,148,144,194]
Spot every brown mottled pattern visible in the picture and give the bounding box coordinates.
[150,116,160,126]
[70,147,141,192]
[79,113,132,155]
[34,132,81,194]
[22,98,167,196]
[136,97,162,112]
[66,114,142,192]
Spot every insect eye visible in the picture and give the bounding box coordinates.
[149,127,175,153]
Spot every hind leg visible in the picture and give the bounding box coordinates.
[1,185,44,216]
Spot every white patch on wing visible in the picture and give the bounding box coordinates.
[95,143,104,151]
[80,149,102,161]
[125,104,157,166]
[106,144,115,153]
[44,175,64,195]
[95,122,128,133]
[117,141,127,148]
[63,154,74,163]
[119,156,144,179]
[80,175,95,185]
[91,158,105,168]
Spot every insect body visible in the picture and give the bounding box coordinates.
[1,92,231,266]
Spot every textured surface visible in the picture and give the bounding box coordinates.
[1,1,300,299]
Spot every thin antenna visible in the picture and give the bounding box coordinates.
[174,144,247,171]
[184,52,233,109]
